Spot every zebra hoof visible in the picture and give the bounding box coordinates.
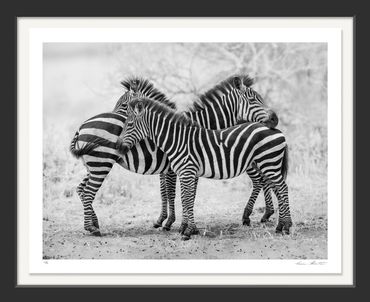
[162,226,171,231]
[92,230,102,236]
[275,229,290,235]
[276,221,292,235]
[192,228,200,235]
[275,223,283,234]
[282,225,291,235]
[181,235,191,241]
[178,224,188,234]
[85,226,101,236]
[242,218,251,226]
[153,222,162,228]
[87,228,101,236]
[184,227,199,237]
[261,211,274,223]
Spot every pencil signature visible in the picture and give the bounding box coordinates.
[296,260,327,265]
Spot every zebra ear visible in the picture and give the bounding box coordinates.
[131,79,139,92]
[233,77,242,90]
[233,76,246,92]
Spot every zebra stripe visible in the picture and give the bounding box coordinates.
[117,98,292,240]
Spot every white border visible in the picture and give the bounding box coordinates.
[18,17,353,285]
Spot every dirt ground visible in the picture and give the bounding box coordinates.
[43,165,327,260]
[43,219,327,260]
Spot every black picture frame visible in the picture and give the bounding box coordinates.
[3,0,366,298]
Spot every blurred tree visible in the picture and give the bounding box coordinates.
[107,42,328,171]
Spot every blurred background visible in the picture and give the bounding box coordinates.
[43,43,328,259]
[44,42,327,174]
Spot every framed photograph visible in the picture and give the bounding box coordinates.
[17,17,354,286]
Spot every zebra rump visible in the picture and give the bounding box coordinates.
[281,146,288,181]
[69,131,105,159]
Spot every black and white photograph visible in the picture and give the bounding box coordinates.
[43,41,327,259]
[16,17,354,285]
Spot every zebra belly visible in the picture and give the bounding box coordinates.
[195,145,250,180]
[118,156,171,175]
[198,169,245,179]
[196,159,247,179]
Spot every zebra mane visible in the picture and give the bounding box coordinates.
[188,74,255,112]
[131,97,195,127]
[120,76,176,110]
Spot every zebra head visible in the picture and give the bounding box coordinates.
[233,77,279,129]
[113,78,150,114]
[113,90,136,115]
[114,77,176,115]
[116,98,148,156]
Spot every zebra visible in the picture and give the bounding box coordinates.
[116,97,291,240]
[180,75,279,227]
[154,75,279,229]
[70,76,278,235]
[70,78,177,235]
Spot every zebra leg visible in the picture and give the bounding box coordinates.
[76,175,89,200]
[153,173,168,228]
[178,201,188,235]
[262,175,292,235]
[260,181,275,223]
[272,182,292,235]
[177,176,199,234]
[243,167,263,226]
[82,172,110,236]
[163,170,177,231]
[194,177,199,193]
[179,172,199,240]
[77,175,100,229]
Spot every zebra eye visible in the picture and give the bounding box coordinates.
[248,95,259,103]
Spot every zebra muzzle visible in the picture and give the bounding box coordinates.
[263,110,279,129]
[116,138,130,155]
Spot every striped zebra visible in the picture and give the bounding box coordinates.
[181,75,279,227]
[70,76,278,235]
[70,78,177,235]
[155,75,279,229]
[116,97,291,240]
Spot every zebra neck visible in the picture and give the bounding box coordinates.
[185,94,238,129]
[150,113,192,161]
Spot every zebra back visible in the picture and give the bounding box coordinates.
[184,75,275,129]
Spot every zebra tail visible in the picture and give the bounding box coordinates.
[69,132,100,158]
[281,144,289,181]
